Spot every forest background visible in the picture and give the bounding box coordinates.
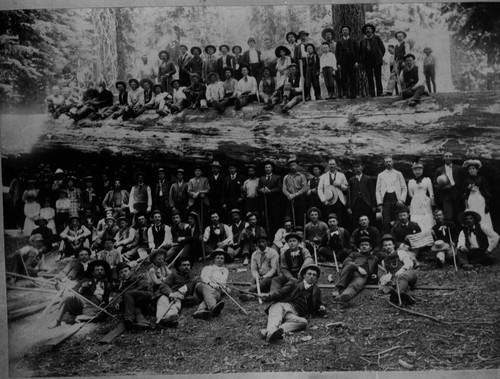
[1,2,499,111]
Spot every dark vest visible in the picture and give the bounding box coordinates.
[403,65,419,88]
[284,248,305,277]
[290,74,301,88]
[207,224,227,246]
[394,42,407,62]
[137,226,148,245]
[144,89,153,104]
[465,224,489,251]
[152,224,166,247]
[171,222,188,243]
[118,91,128,106]
[133,185,148,204]
[261,77,276,95]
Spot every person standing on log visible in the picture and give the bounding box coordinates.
[348,160,376,225]
[433,152,463,224]
[202,45,218,83]
[178,44,192,88]
[169,168,189,217]
[317,158,349,226]
[359,24,385,97]
[158,50,176,94]
[282,157,309,227]
[335,26,359,99]
[258,160,283,235]
[129,172,152,216]
[222,163,245,220]
[153,168,170,221]
[208,161,225,220]
[242,37,263,84]
[376,156,407,233]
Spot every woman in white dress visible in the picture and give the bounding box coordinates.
[275,46,292,88]
[462,159,493,230]
[22,180,40,236]
[408,160,435,232]
[39,198,57,234]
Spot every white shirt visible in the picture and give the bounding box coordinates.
[206,81,225,102]
[248,48,259,64]
[235,76,257,97]
[457,223,499,252]
[444,164,455,186]
[303,282,312,289]
[172,87,187,103]
[200,264,229,286]
[320,52,337,70]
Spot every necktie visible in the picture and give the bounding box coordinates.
[244,77,248,82]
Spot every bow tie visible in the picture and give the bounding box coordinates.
[466,227,476,234]
[360,230,369,235]
[290,251,300,257]
[330,231,339,236]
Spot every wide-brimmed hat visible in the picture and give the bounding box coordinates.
[287,63,298,70]
[431,240,450,252]
[88,260,112,277]
[285,31,298,41]
[33,216,48,226]
[133,170,146,181]
[462,159,482,169]
[190,72,201,80]
[153,83,164,92]
[423,47,433,53]
[300,263,321,278]
[362,23,376,34]
[232,45,242,54]
[204,45,216,54]
[230,208,241,215]
[275,45,291,58]
[105,216,116,222]
[54,168,64,175]
[436,174,449,187]
[308,163,324,174]
[322,28,335,40]
[149,249,167,263]
[219,44,230,52]
[284,232,302,243]
[245,163,257,170]
[298,30,309,37]
[305,43,316,52]
[140,78,154,88]
[395,31,407,38]
[30,234,44,243]
[128,78,140,86]
[115,80,127,89]
[287,156,298,165]
[187,211,199,219]
[323,185,339,204]
[190,46,202,55]
[69,215,81,222]
[247,37,256,44]
[210,160,222,168]
[381,234,395,243]
[210,248,231,262]
[116,262,131,272]
[158,50,170,60]
[307,207,322,219]
[283,216,293,223]
[83,175,93,182]
[458,210,481,225]
[340,25,351,33]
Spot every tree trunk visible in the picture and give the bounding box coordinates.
[115,8,127,81]
[331,4,369,97]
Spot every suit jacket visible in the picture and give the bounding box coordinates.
[293,42,308,64]
[222,174,246,207]
[376,169,407,205]
[187,177,210,207]
[242,49,262,66]
[75,277,111,306]
[319,228,351,250]
[216,55,236,78]
[178,53,192,75]
[433,164,463,193]
[258,174,282,201]
[348,174,376,209]
[349,226,381,250]
[208,174,225,210]
[154,180,170,205]
[391,221,422,245]
[318,171,349,205]
[169,181,189,209]
[267,279,322,317]
[335,37,359,65]
[343,250,379,276]
[359,35,386,66]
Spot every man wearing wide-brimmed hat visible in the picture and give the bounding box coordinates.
[378,234,417,306]
[183,72,208,109]
[80,175,98,215]
[282,156,308,226]
[216,44,236,79]
[260,263,325,343]
[203,210,233,256]
[393,31,410,73]
[187,165,210,218]
[271,216,294,254]
[307,164,324,212]
[32,215,54,248]
[285,31,298,56]
[335,25,359,99]
[208,160,225,217]
[165,208,192,261]
[433,151,463,224]
[178,44,192,87]
[8,234,46,282]
[231,45,244,80]
[456,210,498,270]
[169,168,189,216]
[431,208,458,247]
[122,78,144,121]
[202,45,218,83]
[359,23,386,97]
[59,215,92,259]
[399,53,428,107]
[153,168,170,219]
[242,37,263,83]
[129,171,152,216]
[185,46,204,79]
[158,50,176,93]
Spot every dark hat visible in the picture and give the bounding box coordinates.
[115,80,127,89]
[149,249,167,263]
[307,207,322,218]
[33,216,48,226]
[171,208,181,217]
[287,155,298,165]
[204,45,216,54]
[238,63,250,73]
[117,216,129,224]
[69,215,81,222]
[262,160,275,168]
[222,67,234,76]
[174,255,193,269]
[305,43,316,52]
[404,53,416,61]
[327,213,338,220]
[381,234,395,243]
[396,204,410,214]
[458,210,481,225]
[287,63,298,70]
[275,45,291,58]
[423,47,433,53]
[219,44,230,52]
[284,232,302,243]
[128,78,140,86]
[395,31,407,38]
[153,83,165,92]
[462,159,482,169]
[286,31,298,40]
[308,163,324,174]
[179,44,188,50]
[247,37,256,43]
[171,79,181,87]
[210,160,222,168]
[140,78,154,88]
[298,30,309,37]
[361,24,376,34]
[133,170,146,181]
[158,50,170,60]
[299,263,321,278]
[230,208,241,215]
[187,211,199,219]
[340,25,351,33]
[210,248,231,262]
[78,247,92,256]
[232,45,242,54]
[88,260,112,277]
[190,72,201,80]
[256,232,268,241]
[246,163,256,169]
[358,236,373,245]
[116,262,131,272]
[190,46,202,55]
[151,209,164,219]
[293,226,304,233]
[283,216,293,223]
[321,28,335,40]
[245,211,258,220]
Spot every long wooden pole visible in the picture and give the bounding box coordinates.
[299,60,306,104]
[255,275,263,305]
[219,285,248,315]
[448,232,458,272]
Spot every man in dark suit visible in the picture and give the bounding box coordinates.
[208,161,225,219]
[348,160,376,224]
[216,44,236,79]
[359,24,386,97]
[177,44,192,87]
[433,151,463,224]
[258,160,283,235]
[390,205,422,248]
[335,26,359,99]
[260,264,326,342]
[153,168,170,220]
[242,38,263,83]
[222,163,245,220]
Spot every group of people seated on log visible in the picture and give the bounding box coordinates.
[7,152,498,339]
[45,25,437,121]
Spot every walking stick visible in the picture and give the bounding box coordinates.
[448,231,458,272]
[255,275,263,305]
[264,194,270,235]
[156,297,178,324]
[395,276,402,306]
[227,285,261,297]
[219,285,249,315]
[167,247,186,270]
[299,60,306,104]
[197,210,206,262]
[291,199,296,227]
[332,249,339,272]
[312,243,318,266]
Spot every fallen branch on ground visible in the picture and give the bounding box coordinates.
[385,299,449,325]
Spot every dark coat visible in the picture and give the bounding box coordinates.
[359,35,386,66]
[75,277,111,306]
[342,250,379,276]
[267,278,322,317]
[222,174,246,208]
[348,174,376,210]
[208,174,225,211]
[319,227,351,250]
[216,55,236,78]
[391,221,422,245]
[335,37,359,64]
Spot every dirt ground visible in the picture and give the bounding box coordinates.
[5,232,500,377]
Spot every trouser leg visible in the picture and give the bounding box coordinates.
[341,271,367,299]
[396,269,417,293]
[335,262,356,289]
[195,283,220,311]
[156,295,181,321]
[281,309,308,333]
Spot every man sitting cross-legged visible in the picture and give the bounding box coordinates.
[239,232,279,302]
[260,264,326,343]
[331,236,379,302]
[192,249,229,320]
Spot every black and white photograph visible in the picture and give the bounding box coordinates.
[1,0,499,377]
